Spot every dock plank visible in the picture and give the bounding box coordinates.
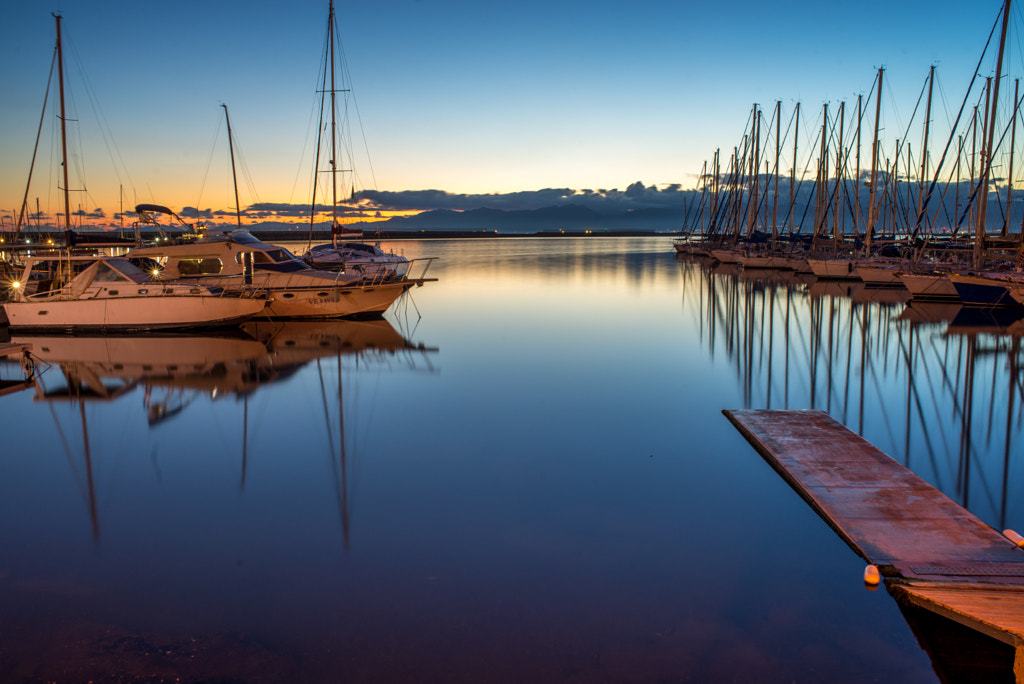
[723,409,1024,574]
[894,584,1024,647]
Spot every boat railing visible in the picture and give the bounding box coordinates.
[350,257,438,286]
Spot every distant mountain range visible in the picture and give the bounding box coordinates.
[369,204,683,232]
[6,199,687,237]
[232,203,685,234]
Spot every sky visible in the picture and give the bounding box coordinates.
[0,0,1012,229]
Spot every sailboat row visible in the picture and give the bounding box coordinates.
[1,3,435,332]
[675,0,1024,308]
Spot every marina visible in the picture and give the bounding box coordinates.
[0,237,1023,680]
[4,0,1024,680]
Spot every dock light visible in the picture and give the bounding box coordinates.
[1003,529,1024,548]
[11,281,20,289]
[863,564,881,586]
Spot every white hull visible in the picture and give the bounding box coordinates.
[710,249,744,264]
[257,280,414,318]
[740,255,793,270]
[899,273,959,300]
[4,294,264,331]
[854,264,904,287]
[807,259,858,279]
[130,232,428,320]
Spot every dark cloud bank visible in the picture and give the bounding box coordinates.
[190,181,696,233]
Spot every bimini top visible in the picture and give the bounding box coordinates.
[135,203,175,216]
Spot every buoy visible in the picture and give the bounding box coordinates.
[863,564,881,586]
[1003,529,1024,547]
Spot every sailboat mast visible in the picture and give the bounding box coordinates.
[221,104,242,230]
[832,101,845,244]
[854,94,862,240]
[1006,78,1018,236]
[746,104,761,238]
[976,0,1012,268]
[712,148,720,236]
[916,66,935,234]
[54,13,73,247]
[866,67,883,255]
[329,0,340,249]
[791,102,799,235]
[815,103,828,241]
[773,100,780,248]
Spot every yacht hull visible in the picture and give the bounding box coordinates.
[258,281,414,319]
[3,295,264,331]
[899,273,960,301]
[950,274,1021,307]
[807,259,858,279]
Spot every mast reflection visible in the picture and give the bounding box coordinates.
[12,320,437,545]
[692,255,1024,681]
[680,254,1024,532]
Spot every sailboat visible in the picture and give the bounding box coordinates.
[1,15,267,332]
[127,101,432,318]
[296,1,421,281]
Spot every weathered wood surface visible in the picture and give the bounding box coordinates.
[723,409,1024,581]
[893,583,1024,647]
[725,408,1024,679]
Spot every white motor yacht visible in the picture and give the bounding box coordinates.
[3,255,266,332]
[128,220,432,319]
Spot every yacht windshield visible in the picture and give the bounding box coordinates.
[100,258,150,283]
[261,248,301,263]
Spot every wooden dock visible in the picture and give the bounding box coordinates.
[724,409,1024,679]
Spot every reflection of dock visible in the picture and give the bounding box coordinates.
[724,409,1024,680]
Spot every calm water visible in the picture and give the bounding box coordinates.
[1,237,1021,682]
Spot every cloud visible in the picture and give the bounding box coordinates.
[355,183,694,213]
[72,208,107,219]
[153,184,698,223]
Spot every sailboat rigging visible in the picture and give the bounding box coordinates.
[298,1,426,281]
[310,0,363,246]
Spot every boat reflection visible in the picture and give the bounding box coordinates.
[0,342,36,398]
[681,253,1024,681]
[19,332,268,415]
[10,319,437,546]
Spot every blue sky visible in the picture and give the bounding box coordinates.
[0,0,1010,227]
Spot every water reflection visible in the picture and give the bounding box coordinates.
[683,254,1024,680]
[681,254,1024,531]
[10,320,437,545]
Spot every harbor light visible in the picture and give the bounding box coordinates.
[863,564,880,586]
